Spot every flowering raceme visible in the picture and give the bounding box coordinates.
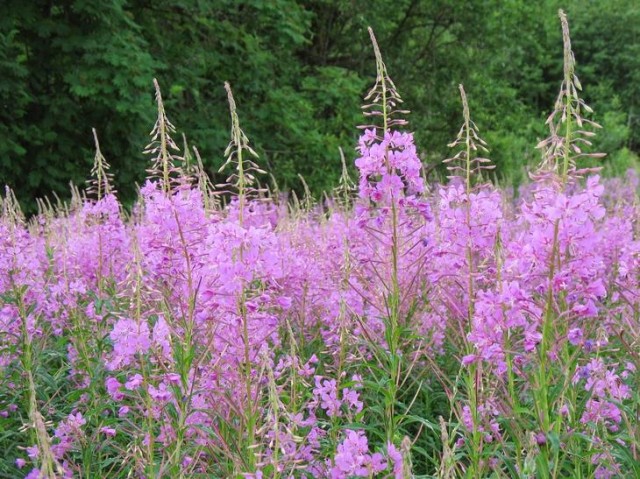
[355,129,425,204]
[330,430,387,479]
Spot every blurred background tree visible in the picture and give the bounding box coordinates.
[1,0,638,211]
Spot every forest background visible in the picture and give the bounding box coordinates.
[1,0,638,211]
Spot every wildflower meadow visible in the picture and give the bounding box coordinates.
[2,10,640,479]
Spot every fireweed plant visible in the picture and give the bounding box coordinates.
[1,10,639,479]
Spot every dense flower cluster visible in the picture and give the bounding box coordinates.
[1,159,637,477]
[355,129,425,203]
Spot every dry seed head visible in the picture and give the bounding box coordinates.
[332,147,357,209]
[268,173,281,203]
[2,185,24,225]
[144,78,184,193]
[87,128,115,200]
[35,197,55,221]
[69,181,84,212]
[182,133,195,176]
[534,10,604,183]
[443,84,493,188]
[192,146,220,212]
[360,28,409,133]
[216,82,267,202]
[559,10,573,87]
[459,84,470,125]
[297,174,314,211]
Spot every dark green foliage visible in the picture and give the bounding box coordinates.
[1,0,638,212]
[0,0,158,209]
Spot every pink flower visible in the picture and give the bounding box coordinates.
[387,442,404,479]
[125,374,144,391]
[342,388,363,413]
[148,382,172,401]
[567,328,583,346]
[25,468,42,479]
[330,430,386,478]
[26,446,39,460]
[108,319,151,370]
[100,427,116,437]
[105,377,124,400]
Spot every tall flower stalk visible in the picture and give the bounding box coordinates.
[355,28,426,448]
[218,82,265,474]
[532,10,605,477]
[444,84,494,477]
[369,27,402,445]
